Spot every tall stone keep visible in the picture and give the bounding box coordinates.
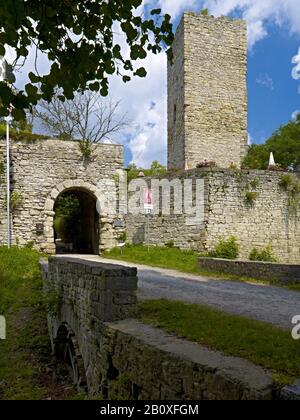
[168,13,248,170]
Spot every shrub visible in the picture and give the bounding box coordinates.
[268,164,284,172]
[165,240,175,248]
[79,139,93,159]
[118,231,127,243]
[245,191,259,205]
[250,178,260,189]
[249,245,277,262]
[279,174,292,189]
[10,191,24,210]
[229,162,238,170]
[207,237,240,260]
[24,241,35,249]
[279,174,300,216]
[4,191,24,211]
[279,174,300,192]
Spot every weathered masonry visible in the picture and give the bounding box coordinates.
[126,169,300,264]
[198,257,300,284]
[0,139,123,253]
[168,13,248,170]
[41,257,299,400]
[126,12,300,264]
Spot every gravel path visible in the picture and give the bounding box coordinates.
[68,255,300,331]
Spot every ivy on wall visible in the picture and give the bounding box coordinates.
[3,191,24,212]
[279,174,300,217]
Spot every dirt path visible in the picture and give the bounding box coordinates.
[68,255,300,331]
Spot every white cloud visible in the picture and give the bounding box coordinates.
[6,1,300,167]
[109,36,168,167]
[105,20,168,167]
[291,110,300,120]
[150,1,300,49]
[204,0,300,49]
[247,132,253,146]
[125,0,300,166]
[256,74,274,90]
[292,46,300,80]
[156,0,199,18]
[291,46,300,98]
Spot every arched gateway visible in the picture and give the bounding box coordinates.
[0,139,123,254]
[45,182,100,254]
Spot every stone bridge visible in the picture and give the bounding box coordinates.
[40,256,299,400]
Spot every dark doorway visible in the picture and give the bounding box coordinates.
[54,189,99,254]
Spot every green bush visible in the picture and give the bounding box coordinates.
[0,123,47,143]
[278,174,300,216]
[165,240,175,248]
[0,246,42,314]
[249,245,277,262]
[79,140,93,159]
[279,174,293,190]
[245,191,259,205]
[279,174,300,193]
[54,193,81,242]
[242,114,300,170]
[3,190,24,211]
[118,231,127,242]
[207,237,240,260]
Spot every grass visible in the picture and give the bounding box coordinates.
[1,245,298,397]
[0,246,43,315]
[105,244,202,274]
[139,299,300,386]
[0,246,80,400]
[104,244,300,291]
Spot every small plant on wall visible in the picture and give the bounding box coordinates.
[228,162,238,170]
[206,236,240,260]
[245,191,259,205]
[268,163,284,172]
[118,231,127,243]
[279,174,300,216]
[79,139,94,160]
[0,158,4,184]
[250,178,260,189]
[4,191,24,212]
[196,160,217,169]
[249,245,277,263]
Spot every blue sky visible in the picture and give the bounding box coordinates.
[248,23,300,144]
[165,2,300,148]
[8,0,300,167]
[120,0,300,167]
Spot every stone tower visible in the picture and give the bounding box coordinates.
[168,13,248,170]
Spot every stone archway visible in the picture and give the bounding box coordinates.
[43,180,117,255]
[54,323,87,391]
[54,188,99,254]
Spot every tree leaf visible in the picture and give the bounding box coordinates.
[135,67,147,78]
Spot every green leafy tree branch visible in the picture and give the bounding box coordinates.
[0,1,174,119]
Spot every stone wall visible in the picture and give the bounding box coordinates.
[42,256,138,393]
[199,257,300,284]
[0,138,124,253]
[167,18,185,170]
[42,256,298,400]
[99,319,275,400]
[205,170,300,263]
[125,169,300,263]
[168,13,248,170]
